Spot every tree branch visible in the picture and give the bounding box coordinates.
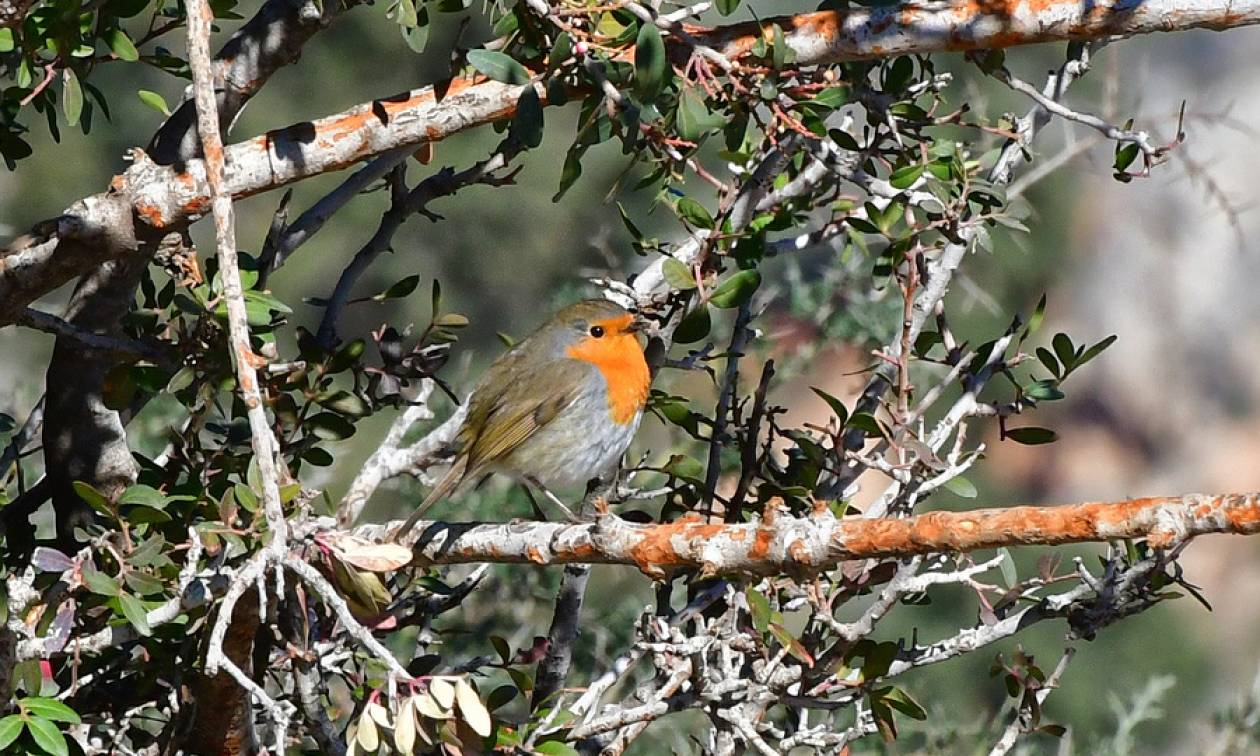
[5,0,1257,327]
[337,491,1260,576]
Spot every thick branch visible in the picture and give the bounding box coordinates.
[5,0,1258,325]
[344,492,1260,576]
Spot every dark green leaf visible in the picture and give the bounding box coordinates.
[1005,427,1058,445]
[375,275,420,301]
[1051,333,1074,372]
[810,387,849,425]
[715,0,740,14]
[307,413,357,441]
[1035,347,1060,378]
[672,306,711,344]
[634,22,667,101]
[1075,334,1117,369]
[467,49,531,85]
[511,85,544,148]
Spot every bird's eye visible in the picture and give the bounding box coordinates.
[589,325,605,338]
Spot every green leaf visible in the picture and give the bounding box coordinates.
[889,164,925,190]
[715,0,740,14]
[676,87,723,142]
[119,484,166,509]
[879,686,927,721]
[82,567,120,596]
[375,275,420,301]
[434,313,470,328]
[21,699,80,724]
[1051,333,1075,372]
[118,592,152,636]
[1114,142,1140,173]
[62,69,83,127]
[1035,347,1060,378]
[998,547,1017,588]
[1024,380,1064,402]
[810,86,849,110]
[73,481,113,517]
[675,197,713,229]
[549,32,572,67]
[402,9,430,52]
[709,269,761,308]
[319,390,370,417]
[26,716,68,756]
[467,49,530,85]
[662,258,696,290]
[533,741,579,756]
[810,387,849,425]
[138,89,171,116]
[672,306,711,344]
[942,476,977,498]
[553,145,585,201]
[307,412,357,440]
[1075,334,1117,369]
[663,454,704,481]
[634,22,667,101]
[104,28,140,61]
[0,716,24,749]
[0,28,14,53]
[1005,427,1058,445]
[745,588,771,632]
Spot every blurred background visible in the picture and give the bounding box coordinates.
[2,5,1260,752]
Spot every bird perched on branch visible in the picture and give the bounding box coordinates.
[393,299,651,538]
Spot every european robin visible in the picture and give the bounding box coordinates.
[393,299,651,536]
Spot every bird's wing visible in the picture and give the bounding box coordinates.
[461,353,587,476]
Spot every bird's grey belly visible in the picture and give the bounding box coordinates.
[497,391,641,490]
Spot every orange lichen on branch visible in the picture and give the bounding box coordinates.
[365,491,1260,577]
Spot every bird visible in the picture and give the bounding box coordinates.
[392,299,651,538]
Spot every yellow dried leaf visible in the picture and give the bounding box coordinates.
[356,710,379,751]
[366,700,391,728]
[454,679,492,737]
[429,677,456,709]
[325,533,414,572]
[412,691,451,720]
[394,700,417,753]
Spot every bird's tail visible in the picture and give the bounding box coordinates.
[390,455,468,542]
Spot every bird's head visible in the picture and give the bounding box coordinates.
[539,299,650,422]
